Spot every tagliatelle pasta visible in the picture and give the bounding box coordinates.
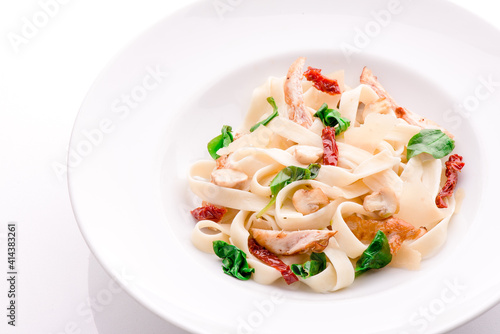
[188,57,464,292]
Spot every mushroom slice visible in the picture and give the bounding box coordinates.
[292,188,329,215]
[363,188,399,218]
[211,168,248,190]
[250,228,337,255]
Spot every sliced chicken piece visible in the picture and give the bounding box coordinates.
[291,145,323,165]
[215,155,228,169]
[394,107,454,138]
[360,67,453,137]
[345,214,426,254]
[360,67,398,107]
[284,57,313,128]
[292,188,329,215]
[363,98,393,118]
[250,228,337,255]
[363,188,399,218]
[211,168,248,189]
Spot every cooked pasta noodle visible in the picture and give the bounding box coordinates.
[188,58,464,292]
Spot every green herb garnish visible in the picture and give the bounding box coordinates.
[291,252,327,279]
[257,164,320,217]
[207,125,233,160]
[313,103,350,135]
[212,240,255,280]
[406,129,454,161]
[250,97,279,132]
[355,230,392,277]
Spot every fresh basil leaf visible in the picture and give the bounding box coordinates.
[308,163,321,179]
[291,252,327,279]
[268,166,306,197]
[213,240,255,280]
[313,103,351,135]
[250,97,279,132]
[207,125,233,160]
[355,230,392,277]
[269,163,320,197]
[257,164,321,217]
[406,129,454,161]
[221,125,233,147]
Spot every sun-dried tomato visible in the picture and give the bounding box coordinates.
[248,237,298,285]
[190,204,227,222]
[435,154,464,208]
[304,67,341,95]
[322,126,339,166]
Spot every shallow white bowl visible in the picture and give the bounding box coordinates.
[69,0,500,333]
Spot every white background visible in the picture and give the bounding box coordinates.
[0,0,499,333]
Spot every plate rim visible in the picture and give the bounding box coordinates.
[68,1,500,333]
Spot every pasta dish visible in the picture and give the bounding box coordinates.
[188,57,464,292]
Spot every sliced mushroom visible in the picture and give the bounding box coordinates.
[363,188,399,218]
[292,188,329,215]
[291,145,323,165]
[251,228,337,255]
[211,168,248,190]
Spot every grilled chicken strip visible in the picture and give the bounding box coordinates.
[345,214,426,254]
[284,57,313,128]
[360,67,453,137]
[250,228,337,255]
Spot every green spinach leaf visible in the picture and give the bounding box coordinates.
[212,240,254,280]
[313,103,350,135]
[355,230,392,277]
[207,125,233,160]
[406,129,454,160]
[257,164,321,217]
[291,252,327,279]
[269,163,320,197]
[250,97,279,132]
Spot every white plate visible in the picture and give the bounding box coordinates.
[69,1,500,333]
